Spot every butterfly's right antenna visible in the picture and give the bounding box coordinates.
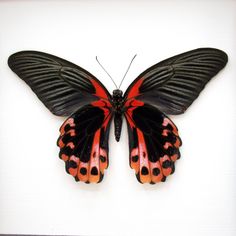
[118,54,137,89]
[96,56,118,89]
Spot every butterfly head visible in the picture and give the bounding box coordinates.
[112,89,123,99]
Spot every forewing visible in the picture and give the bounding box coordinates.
[125,99,181,184]
[124,48,228,114]
[8,51,111,116]
[57,100,112,183]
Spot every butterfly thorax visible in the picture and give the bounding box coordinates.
[112,89,124,142]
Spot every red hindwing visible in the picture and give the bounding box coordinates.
[57,101,112,183]
[125,101,182,184]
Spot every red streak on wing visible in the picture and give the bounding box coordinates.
[126,78,144,99]
[136,128,151,183]
[91,99,112,129]
[124,98,144,108]
[160,155,172,176]
[162,117,178,136]
[131,99,144,107]
[59,118,75,135]
[89,129,101,183]
[102,113,112,129]
[90,79,109,99]
[91,99,112,108]
[125,111,136,128]
[124,99,144,128]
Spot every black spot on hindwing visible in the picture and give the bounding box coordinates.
[80,167,87,175]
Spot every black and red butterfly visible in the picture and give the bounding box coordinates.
[8,48,227,184]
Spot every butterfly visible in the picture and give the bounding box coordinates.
[8,48,228,184]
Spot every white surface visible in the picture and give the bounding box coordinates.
[0,1,236,236]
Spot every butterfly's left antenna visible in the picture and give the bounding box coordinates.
[96,56,118,89]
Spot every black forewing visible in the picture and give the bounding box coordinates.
[8,51,111,116]
[124,48,228,114]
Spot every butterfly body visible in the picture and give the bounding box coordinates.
[8,48,228,184]
[112,89,125,142]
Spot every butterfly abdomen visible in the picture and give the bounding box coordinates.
[114,113,122,142]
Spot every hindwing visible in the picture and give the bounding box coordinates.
[57,101,112,183]
[125,100,181,184]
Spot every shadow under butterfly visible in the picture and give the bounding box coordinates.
[8,48,228,184]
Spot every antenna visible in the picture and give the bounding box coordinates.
[118,54,137,89]
[96,56,118,89]
[96,54,137,90]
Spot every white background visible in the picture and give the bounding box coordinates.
[0,1,236,236]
